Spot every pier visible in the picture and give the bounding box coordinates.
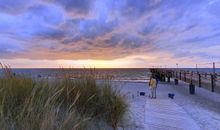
[150,68,220,93]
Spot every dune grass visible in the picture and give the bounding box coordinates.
[0,64,128,130]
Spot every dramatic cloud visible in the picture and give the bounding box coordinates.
[0,0,220,67]
[0,0,33,14]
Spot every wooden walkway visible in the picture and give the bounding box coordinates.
[150,68,220,93]
[145,99,201,130]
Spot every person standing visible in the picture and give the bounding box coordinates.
[154,74,159,98]
[149,75,156,98]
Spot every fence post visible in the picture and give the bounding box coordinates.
[161,73,164,82]
[167,75,170,83]
[179,72,182,80]
[211,74,215,92]
[190,71,193,84]
[163,73,166,82]
[198,73,201,87]
[184,72,186,82]
[159,72,162,81]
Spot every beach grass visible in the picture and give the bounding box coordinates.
[0,64,128,130]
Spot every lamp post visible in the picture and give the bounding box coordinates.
[213,62,215,74]
[176,63,178,69]
[196,64,198,73]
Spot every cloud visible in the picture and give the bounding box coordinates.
[119,0,162,17]
[0,3,66,40]
[0,37,26,59]
[100,34,124,48]
[207,0,220,18]
[121,35,144,49]
[79,18,118,39]
[27,4,65,25]
[45,0,93,18]
[0,0,220,66]
[183,32,220,43]
[0,0,33,14]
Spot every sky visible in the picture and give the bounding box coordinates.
[0,0,220,68]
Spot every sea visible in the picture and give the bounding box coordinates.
[0,68,220,80]
[0,68,150,81]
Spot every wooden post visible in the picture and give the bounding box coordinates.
[198,73,201,87]
[160,73,162,82]
[167,76,170,83]
[163,73,166,82]
[211,74,215,92]
[190,71,193,84]
[167,71,171,83]
[179,72,182,80]
[184,72,186,82]
[159,73,162,81]
[159,72,162,81]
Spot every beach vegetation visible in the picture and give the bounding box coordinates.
[0,64,128,130]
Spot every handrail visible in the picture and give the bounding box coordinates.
[150,68,220,93]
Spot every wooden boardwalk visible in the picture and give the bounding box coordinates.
[145,99,201,130]
[150,68,220,93]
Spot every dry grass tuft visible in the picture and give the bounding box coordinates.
[0,64,128,130]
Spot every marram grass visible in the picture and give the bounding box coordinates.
[0,64,128,130]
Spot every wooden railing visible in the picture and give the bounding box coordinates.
[150,68,220,93]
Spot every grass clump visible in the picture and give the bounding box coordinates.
[0,64,128,130]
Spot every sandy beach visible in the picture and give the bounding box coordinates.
[110,80,220,130]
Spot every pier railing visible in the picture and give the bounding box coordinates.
[150,68,220,93]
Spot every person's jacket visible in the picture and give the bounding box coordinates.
[150,78,156,88]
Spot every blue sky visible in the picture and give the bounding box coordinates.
[0,0,220,68]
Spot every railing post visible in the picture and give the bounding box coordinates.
[159,72,162,81]
[163,73,166,82]
[184,72,186,82]
[160,73,163,82]
[179,72,182,80]
[190,71,193,84]
[167,75,170,83]
[160,72,163,82]
[198,73,201,87]
[211,74,215,92]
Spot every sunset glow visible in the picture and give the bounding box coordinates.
[1,0,220,68]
